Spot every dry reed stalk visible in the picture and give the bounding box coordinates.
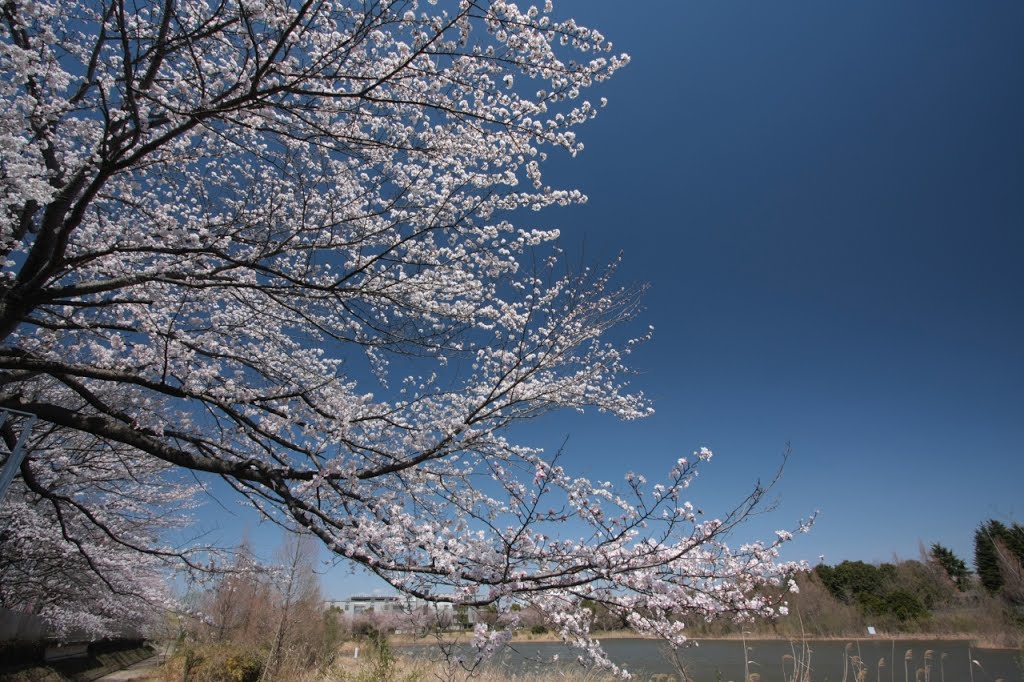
[850,655,867,682]
[782,652,795,682]
[742,630,751,682]
[892,641,896,682]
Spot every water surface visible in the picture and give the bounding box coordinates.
[411,638,1022,680]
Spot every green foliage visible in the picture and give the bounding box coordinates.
[815,561,888,605]
[930,543,970,591]
[883,590,928,622]
[856,591,889,617]
[975,520,1008,593]
[974,520,1024,596]
[531,624,549,634]
[813,560,931,624]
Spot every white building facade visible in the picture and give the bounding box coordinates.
[325,595,476,631]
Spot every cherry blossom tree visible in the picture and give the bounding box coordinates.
[1,0,807,670]
[0,423,191,638]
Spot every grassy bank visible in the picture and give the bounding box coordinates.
[149,633,1024,682]
[152,639,622,682]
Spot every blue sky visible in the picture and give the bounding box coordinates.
[200,1,1024,597]
[533,0,1024,567]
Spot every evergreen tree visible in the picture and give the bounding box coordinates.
[930,542,970,591]
[974,520,1024,594]
[975,520,1008,593]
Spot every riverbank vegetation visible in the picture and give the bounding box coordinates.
[156,635,627,682]
[151,523,1023,682]
[667,528,1024,648]
[464,533,1024,650]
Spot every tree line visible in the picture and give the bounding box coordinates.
[680,519,1024,643]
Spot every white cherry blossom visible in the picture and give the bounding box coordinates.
[0,0,807,668]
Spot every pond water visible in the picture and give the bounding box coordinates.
[410,638,1022,681]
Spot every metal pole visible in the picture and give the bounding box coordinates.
[0,408,36,503]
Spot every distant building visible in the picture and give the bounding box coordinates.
[325,595,476,630]
[325,595,414,617]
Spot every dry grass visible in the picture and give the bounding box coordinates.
[337,661,620,681]
[153,640,622,682]
[326,647,621,682]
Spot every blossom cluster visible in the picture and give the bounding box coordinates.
[0,0,807,668]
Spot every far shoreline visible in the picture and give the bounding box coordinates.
[388,630,1016,651]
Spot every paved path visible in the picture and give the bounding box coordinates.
[94,644,171,681]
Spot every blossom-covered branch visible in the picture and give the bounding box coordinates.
[1,0,807,668]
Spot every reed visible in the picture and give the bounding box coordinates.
[849,654,867,682]
[783,639,813,682]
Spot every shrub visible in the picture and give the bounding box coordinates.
[885,590,928,623]
[222,651,262,682]
[167,643,263,682]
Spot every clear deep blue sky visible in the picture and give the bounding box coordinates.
[203,1,1024,597]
